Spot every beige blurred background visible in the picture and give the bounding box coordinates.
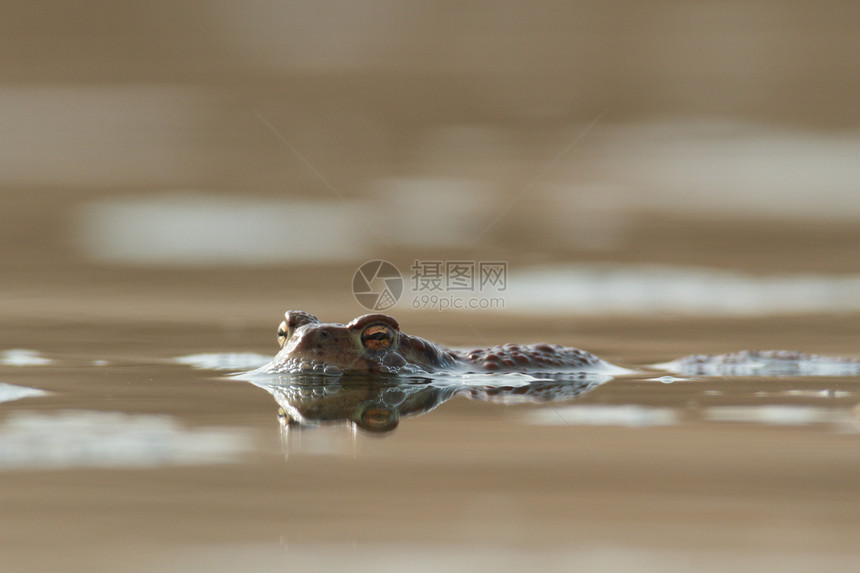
[2,0,859,322]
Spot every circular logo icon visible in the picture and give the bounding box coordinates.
[352,260,403,311]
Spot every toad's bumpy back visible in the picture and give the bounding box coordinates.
[460,343,615,373]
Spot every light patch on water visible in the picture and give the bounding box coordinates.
[1,349,53,366]
[594,119,860,221]
[75,195,374,265]
[136,542,860,573]
[755,390,851,399]
[74,177,497,265]
[505,264,860,316]
[704,406,854,427]
[0,410,255,470]
[528,405,678,428]
[0,383,47,404]
[175,352,271,371]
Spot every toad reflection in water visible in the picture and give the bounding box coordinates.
[250,373,612,434]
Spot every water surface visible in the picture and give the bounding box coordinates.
[2,308,858,572]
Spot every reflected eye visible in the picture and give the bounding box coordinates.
[277,320,290,348]
[361,324,394,351]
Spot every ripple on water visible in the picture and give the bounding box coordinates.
[0,349,53,366]
[704,406,858,429]
[174,353,271,371]
[0,382,47,404]
[527,405,679,428]
[505,264,860,316]
[0,410,255,470]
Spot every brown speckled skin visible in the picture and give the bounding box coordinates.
[271,311,606,374]
[463,343,602,371]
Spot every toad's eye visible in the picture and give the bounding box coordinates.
[277,320,290,348]
[361,324,394,351]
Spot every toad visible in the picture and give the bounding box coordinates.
[265,310,627,376]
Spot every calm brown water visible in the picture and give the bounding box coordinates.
[3,2,860,571]
[2,283,859,572]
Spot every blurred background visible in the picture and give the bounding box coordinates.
[2,0,859,325]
